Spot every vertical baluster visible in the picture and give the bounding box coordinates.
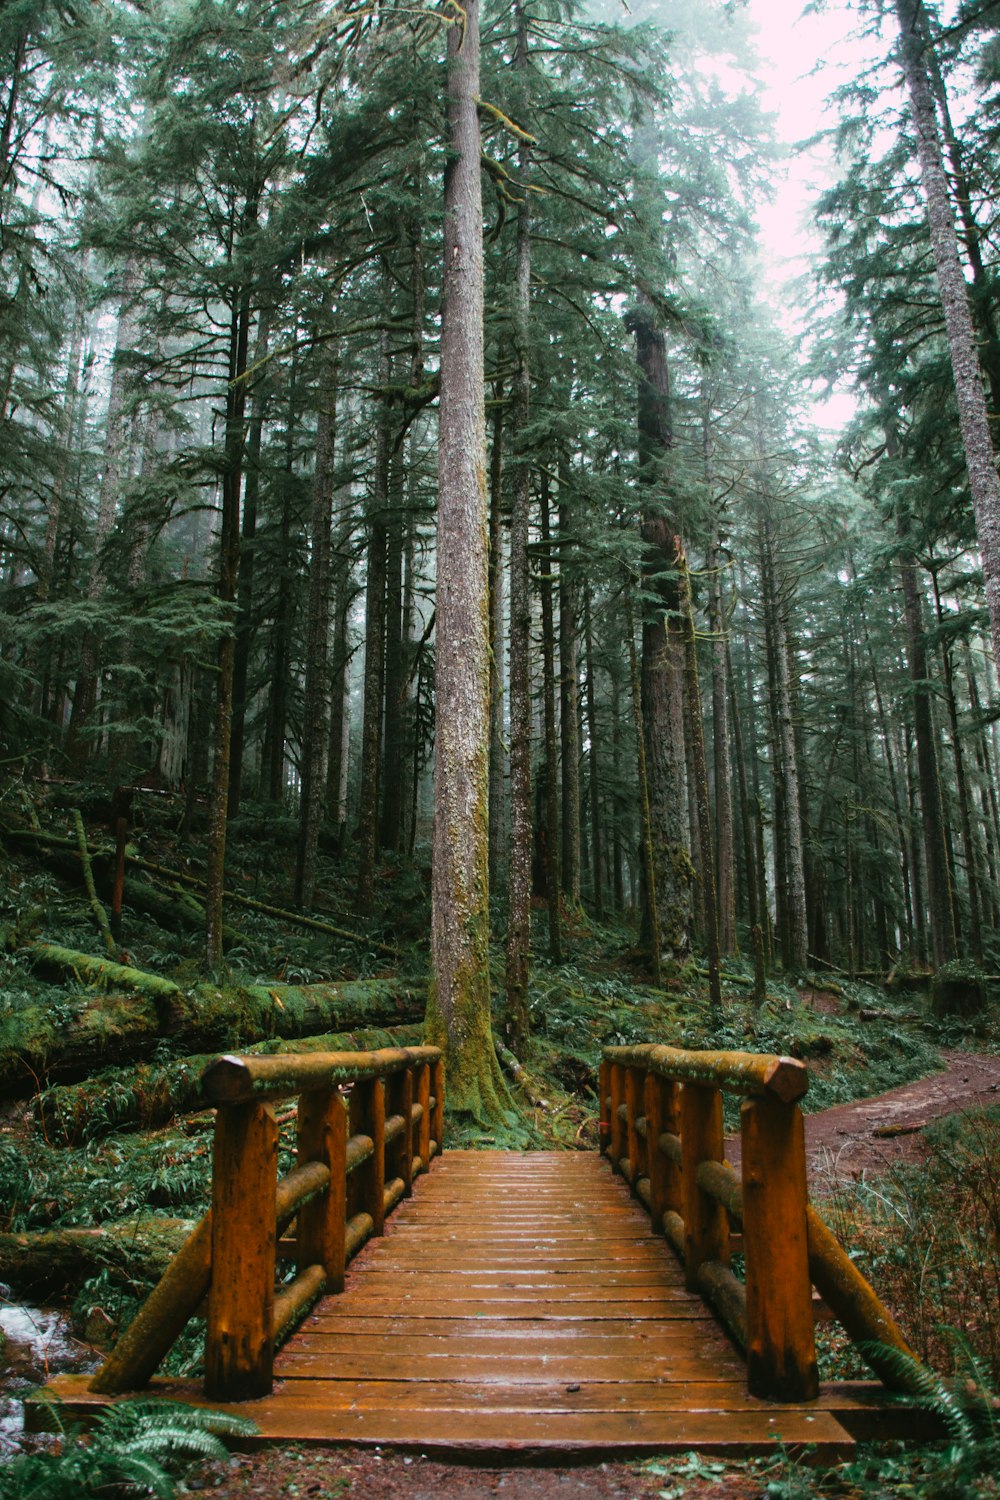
[205,1102,278,1400]
[598,1059,611,1156]
[396,1065,414,1195]
[741,1096,818,1401]
[297,1087,347,1294]
[431,1056,445,1158]
[609,1062,625,1174]
[644,1072,679,1232]
[680,1083,728,1293]
[625,1066,644,1187]
[416,1061,431,1174]
[351,1076,386,1234]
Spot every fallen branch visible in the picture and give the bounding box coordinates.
[495,1038,550,1110]
[72,811,116,958]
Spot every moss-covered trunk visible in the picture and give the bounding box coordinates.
[428,0,510,1122]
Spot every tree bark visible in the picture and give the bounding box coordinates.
[426,0,508,1120]
[295,339,339,908]
[631,302,690,960]
[895,0,1000,667]
[504,26,533,1056]
[205,283,252,968]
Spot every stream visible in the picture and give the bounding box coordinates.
[0,1292,97,1455]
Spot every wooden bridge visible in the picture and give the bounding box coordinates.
[36,1042,924,1457]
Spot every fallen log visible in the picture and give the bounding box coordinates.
[0,1218,194,1298]
[0,826,238,945]
[37,1021,425,1143]
[3,943,425,1094]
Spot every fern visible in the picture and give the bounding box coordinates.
[859,1341,977,1447]
[0,1400,257,1500]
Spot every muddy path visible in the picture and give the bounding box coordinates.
[726,1048,1000,1188]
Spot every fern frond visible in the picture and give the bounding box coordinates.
[858,1341,976,1447]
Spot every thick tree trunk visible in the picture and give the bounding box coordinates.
[263,363,299,804]
[426,0,509,1120]
[895,0,1000,667]
[632,304,691,960]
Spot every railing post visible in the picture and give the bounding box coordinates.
[598,1059,611,1156]
[625,1066,645,1187]
[416,1060,432,1173]
[609,1062,625,1173]
[297,1087,347,1294]
[394,1064,415,1195]
[205,1101,278,1400]
[741,1096,818,1401]
[431,1057,445,1158]
[644,1073,679,1231]
[680,1083,728,1293]
[351,1077,386,1234]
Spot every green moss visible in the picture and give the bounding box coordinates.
[931,961,989,1018]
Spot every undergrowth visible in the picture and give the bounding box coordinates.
[0,1401,256,1499]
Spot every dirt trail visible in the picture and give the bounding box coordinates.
[726,1048,1000,1187]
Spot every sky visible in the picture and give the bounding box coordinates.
[744,0,891,428]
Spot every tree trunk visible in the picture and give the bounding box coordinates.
[356,324,391,915]
[426,0,508,1120]
[895,0,1000,667]
[295,340,339,908]
[229,309,272,820]
[558,485,581,907]
[204,286,252,968]
[583,586,604,921]
[677,543,721,1010]
[895,494,956,965]
[487,390,507,890]
[538,472,562,961]
[760,513,807,973]
[632,303,690,960]
[504,33,533,1056]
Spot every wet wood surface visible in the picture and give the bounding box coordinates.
[37,1151,896,1455]
[264,1150,855,1453]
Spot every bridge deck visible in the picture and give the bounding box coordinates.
[38,1151,902,1456]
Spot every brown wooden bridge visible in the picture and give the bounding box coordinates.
[36,1043,925,1458]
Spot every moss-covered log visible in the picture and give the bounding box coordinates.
[37,1022,425,1143]
[0,1218,193,1298]
[2,946,424,1094]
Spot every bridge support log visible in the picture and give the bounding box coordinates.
[205,1101,278,1401]
[741,1097,818,1402]
[644,1073,679,1229]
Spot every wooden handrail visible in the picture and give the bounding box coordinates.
[600,1044,920,1402]
[90,1047,444,1400]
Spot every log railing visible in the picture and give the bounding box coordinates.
[90,1046,444,1401]
[600,1043,918,1402]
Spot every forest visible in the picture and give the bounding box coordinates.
[2,0,1000,1495]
